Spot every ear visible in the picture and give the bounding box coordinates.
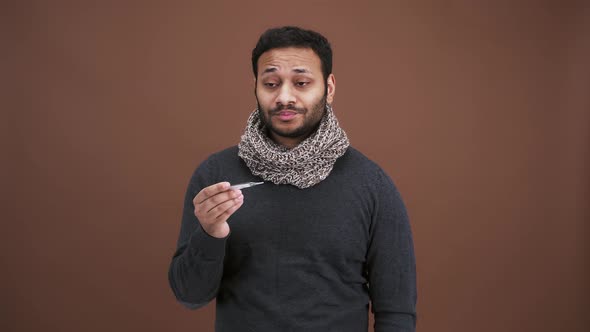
[326,74,336,104]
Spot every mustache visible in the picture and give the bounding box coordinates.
[269,104,306,115]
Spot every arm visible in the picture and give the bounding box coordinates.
[168,218,227,309]
[168,158,243,309]
[367,169,417,331]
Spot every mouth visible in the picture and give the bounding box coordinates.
[274,110,298,121]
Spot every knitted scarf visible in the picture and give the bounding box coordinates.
[238,105,349,189]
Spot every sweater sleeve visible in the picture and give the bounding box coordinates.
[367,168,417,332]
[168,156,228,309]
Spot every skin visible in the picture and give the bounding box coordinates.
[194,182,242,238]
[195,47,336,238]
[255,47,335,148]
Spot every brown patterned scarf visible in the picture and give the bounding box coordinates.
[238,105,349,189]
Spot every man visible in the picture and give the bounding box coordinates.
[169,26,417,332]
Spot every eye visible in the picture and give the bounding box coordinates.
[264,82,279,88]
[296,81,309,87]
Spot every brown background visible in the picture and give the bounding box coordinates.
[4,0,589,331]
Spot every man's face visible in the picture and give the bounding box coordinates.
[255,47,335,147]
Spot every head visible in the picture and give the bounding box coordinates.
[252,26,336,148]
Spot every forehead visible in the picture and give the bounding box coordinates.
[257,47,321,75]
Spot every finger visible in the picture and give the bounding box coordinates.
[196,182,231,204]
[194,182,230,204]
[196,189,241,215]
[195,189,242,218]
[208,194,243,219]
[194,189,233,218]
[216,197,244,223]
[205,189,242,212]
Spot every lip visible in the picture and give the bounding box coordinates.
[274,111,298,121]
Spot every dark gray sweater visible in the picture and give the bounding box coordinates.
[169,146,417,332]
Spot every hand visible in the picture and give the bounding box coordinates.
[193,182,244,238]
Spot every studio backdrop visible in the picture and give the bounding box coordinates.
[5,1,589,332]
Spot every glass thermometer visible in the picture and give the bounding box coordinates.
[229,181,265,190]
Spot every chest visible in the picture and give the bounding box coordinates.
[226,182,372,263]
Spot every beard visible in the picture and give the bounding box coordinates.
[256,93,328,140]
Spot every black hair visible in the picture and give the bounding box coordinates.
[251,26,333,80]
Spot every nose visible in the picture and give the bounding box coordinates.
[275,84,296,107]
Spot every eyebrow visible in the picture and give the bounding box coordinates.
[261,67,312,75]
[293,68,310,74]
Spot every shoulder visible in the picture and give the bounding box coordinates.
[208,145,240,162]
[337,146,391,183]
[340,146,380,169]
[189,146,240,185]
[198,145,240,168]
[343,147,408,218]
[335,146,405,204]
